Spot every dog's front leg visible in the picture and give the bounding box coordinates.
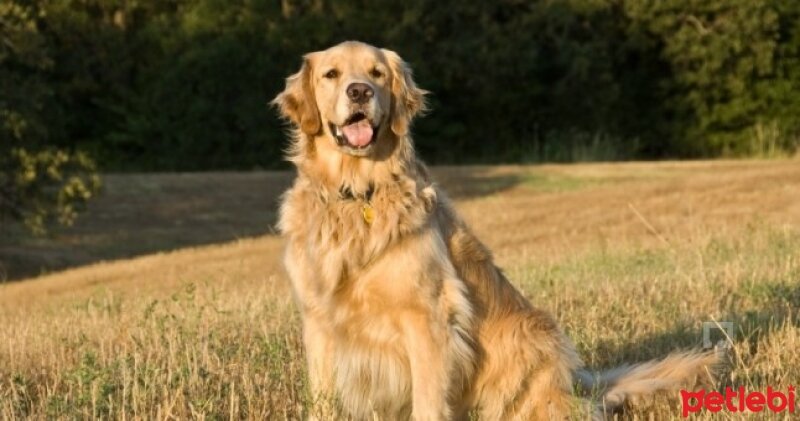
[303,317,336,420]
[403,313,454,421]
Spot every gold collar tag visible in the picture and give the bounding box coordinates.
[361,203,375,225]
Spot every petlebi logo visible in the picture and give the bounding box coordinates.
[681,386,796,417]
[680,321,796,417]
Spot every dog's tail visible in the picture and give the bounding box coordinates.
[576,349,721,413]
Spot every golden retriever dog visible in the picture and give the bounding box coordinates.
[273,41,718,420]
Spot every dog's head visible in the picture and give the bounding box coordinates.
[273,41,426,158]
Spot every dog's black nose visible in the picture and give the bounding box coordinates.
[346,83,374,104]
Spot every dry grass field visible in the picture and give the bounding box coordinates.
[1,159,799,419]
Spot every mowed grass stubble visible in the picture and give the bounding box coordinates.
[1,159,799,419]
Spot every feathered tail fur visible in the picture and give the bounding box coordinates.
[576,349,722,415]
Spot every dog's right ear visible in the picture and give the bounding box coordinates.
[271,54,321,136]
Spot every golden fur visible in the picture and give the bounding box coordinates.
[273,41,718,420]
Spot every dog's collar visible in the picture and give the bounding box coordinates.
[338,183,375,202]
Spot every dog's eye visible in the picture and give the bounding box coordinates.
[370,68,383,78]
[323,69,339,79]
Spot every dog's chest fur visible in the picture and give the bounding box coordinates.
[279,172,437,286]
[279,171,476,418]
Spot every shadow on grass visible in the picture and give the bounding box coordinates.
[430,166,523,200]
[0,167,524,281]
[0,171,294,281]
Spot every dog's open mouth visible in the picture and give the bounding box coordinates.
[330,112,378,150]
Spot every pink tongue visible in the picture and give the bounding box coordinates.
[342,120,373,147]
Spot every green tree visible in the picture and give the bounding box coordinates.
[1,1,100,235]
[626,0,797,156]
[3,0,798,177]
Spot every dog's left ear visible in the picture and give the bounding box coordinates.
[382,49,428,137]
[271,53,321,136]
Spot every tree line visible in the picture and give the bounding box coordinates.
[2,0,799,232]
